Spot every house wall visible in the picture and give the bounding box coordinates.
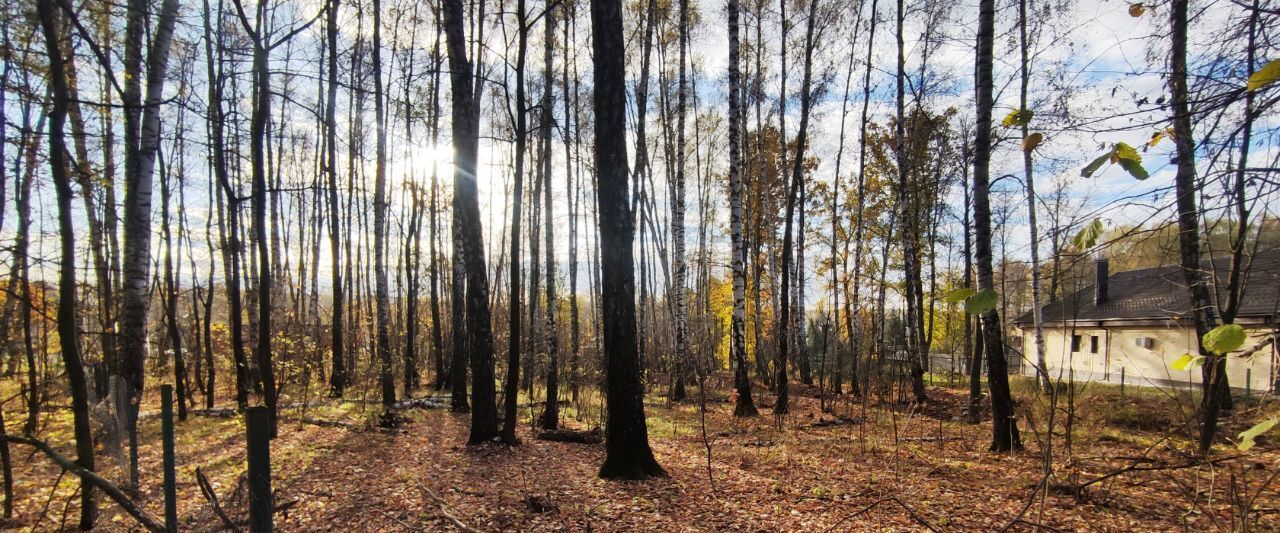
[1018,324,1277,392]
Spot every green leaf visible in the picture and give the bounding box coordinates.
[1246,59,1280,92]
[964,289,999,315]
[1114,142,1142,163]
[1204,323,1246,355]
[945,288,975,304]
[1117,157,1149,180]
[1073,218,1105,250]
[1001,108,1034,128]
[1080,152,1112,178]
[1238,418,1277,451]
[1171,353,1204,371]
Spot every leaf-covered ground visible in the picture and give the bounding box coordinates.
[4,378,1279,531]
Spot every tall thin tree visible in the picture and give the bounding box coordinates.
[371,0,396,411]
[775,0,821,415]
[37,1,97,525]
[974,0,1022,452]
[325,0,348,398]
[1168,0,1221,455]
[119,0,180,482]
[728,0,758,417]
[503,0,530,445]
[444,0,499,443]
[540,0,561,430]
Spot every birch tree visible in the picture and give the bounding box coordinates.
[727,0,758,417]
[119,0,180,480]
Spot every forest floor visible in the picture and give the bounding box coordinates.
[5,374,1280,531]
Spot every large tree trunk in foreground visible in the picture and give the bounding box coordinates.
[974,0,1022,452]
[443,0,498,443]
[591,0,666,480]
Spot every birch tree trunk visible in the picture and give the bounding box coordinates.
[234,0,280,435]
[120,0,181,479]
[671,0,690,403]
[847,0,878,399]
[564,6,582,406]
[428,12,447,392]
[540,0,561,430]
[205,0,250,411]
[895,0,928,404]
[371,0,396,411]
[728,0,758,418]
[1018,0,1051,393]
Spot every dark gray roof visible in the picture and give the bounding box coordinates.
[1014,249,1280,325]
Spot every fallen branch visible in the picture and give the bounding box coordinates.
[898,436,962,443]
[1074,454,1245,494]
[282,415,404,433]
[1007,517,1064,532]
[414,480,481,533]
[196,467,242,533]
[395,397,450,410]
[0,433,165,532]
[375,506,421,529]
[275,498,299,513]
[535,428,602,444]
[294,417,360,430]
[186,408,238,418]
[806,417,862,429]
[824,497,939,532]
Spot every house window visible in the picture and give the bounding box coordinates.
[1090,335,1099,354]
[1071,335,1082,352]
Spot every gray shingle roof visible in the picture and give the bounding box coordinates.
[1014,248,1280,325]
